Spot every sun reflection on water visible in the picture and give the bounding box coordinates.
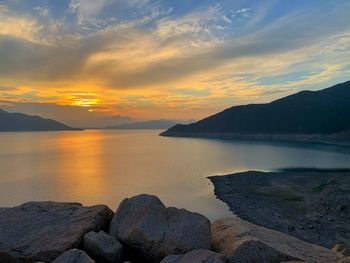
[53,132,107,204]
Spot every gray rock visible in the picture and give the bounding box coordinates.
[212,218,345,263]
[333,244,350,256]
[209,171,350,250]
[338,257,350,263]
[0,202,114,262]
[83,231,123,263]
[109,194,212,262]
[53,249,95,263]
[160,249,227,263]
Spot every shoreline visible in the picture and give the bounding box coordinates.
[160,132,350,147]
[209,170,350,250]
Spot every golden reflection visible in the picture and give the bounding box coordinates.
[54,131,107,204]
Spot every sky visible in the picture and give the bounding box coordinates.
[0,0,350,127]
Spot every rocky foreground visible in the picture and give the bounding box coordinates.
[0,194,348,263]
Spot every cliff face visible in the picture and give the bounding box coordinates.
[161,80,350,139]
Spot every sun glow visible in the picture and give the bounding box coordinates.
[68,93,101,108]
[1,1,349,121]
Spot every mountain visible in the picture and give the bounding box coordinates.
[107,119,194,130]
[0,109,81,131]
[161,80,350,142]
[69,115,133,129]
[2,103,133,129]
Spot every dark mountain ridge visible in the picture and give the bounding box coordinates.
[0,109,81,131]
[161,80,350,143]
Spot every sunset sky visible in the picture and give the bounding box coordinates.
[0,0,350,127]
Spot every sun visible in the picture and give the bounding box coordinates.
[72,98,100,107]
[68,93,101,107]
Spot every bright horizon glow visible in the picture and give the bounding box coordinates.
[67,93,101,107]
[0,0,349,126]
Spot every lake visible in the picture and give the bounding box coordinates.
[1,129,350,220]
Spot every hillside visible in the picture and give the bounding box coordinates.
[161,81,350,142]
[0,109,81,131]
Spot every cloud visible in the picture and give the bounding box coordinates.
[0,85,16,91]
[0,0,350,120]
[1,3,349,91]
[34,6,49,17]
[155,5,221,39]
[0,4,8,13]
[0,15,43,43]
[69,0,110,19]
[99,8,350,89]
[266,64,349,91]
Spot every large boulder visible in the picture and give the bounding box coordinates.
[83,231,123,263]
[0,202,114,262]
[212,218,345,263]
[53,249,94,263]
[109,194,212,262]
[160,249,227,263]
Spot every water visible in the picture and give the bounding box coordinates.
[1,129,350,220]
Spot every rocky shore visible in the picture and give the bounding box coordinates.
[0,194,348,263]
[209,170,350,253]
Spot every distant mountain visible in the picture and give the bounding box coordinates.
[2,103,133,129]
[70,115,133,129]
[161,81,350,143]
[0,109,81,131]
[107,119,194,130]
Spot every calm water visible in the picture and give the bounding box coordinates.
[1,129,350,220]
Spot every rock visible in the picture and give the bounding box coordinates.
[160,249,227,263]
[338,257,350,263]
[0,202,114,262]
[212,218,344,263]
[109,194,212,262]
[333,244,350,256]
[209,171,350,250]
[53,249,95,263]
[83,231,123,263]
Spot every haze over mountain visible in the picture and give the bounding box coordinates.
[162,81,350,140]
[72,116,133,129]
[107,119,195,130]
[0,109,80,132]
[2,103,133,129]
